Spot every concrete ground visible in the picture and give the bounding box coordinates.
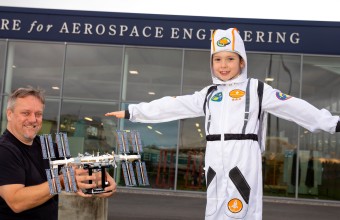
[108,189,340,220]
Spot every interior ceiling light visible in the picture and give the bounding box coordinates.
[148,91,155,95]
[155,130,163,135]
[265,77,274,82]
[129,70,139,74]
[52,86,60,90]
[147,125,152,129]
[84,117,93,121]
[195,123,200,127]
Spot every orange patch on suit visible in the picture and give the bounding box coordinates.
[228,198,243,213]
[229,89,245,101]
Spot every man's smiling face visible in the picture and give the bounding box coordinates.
[7,95,43,145]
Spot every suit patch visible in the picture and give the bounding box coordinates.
[217,37,231,47]
[276,92,291,101]
[228,198,243,213]
[229,89,245,101]
[211,92,223,102]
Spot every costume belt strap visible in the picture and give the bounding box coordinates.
[206,133,258,141]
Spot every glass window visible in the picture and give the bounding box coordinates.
[0,96,9,133]
[248,53,302,96]
[0,40,6,95]
[63,44,123,100]
[0,40,7,127]
[39,99,60,135]
[178,50,210,191]
[123,47,182,102]
[182,50,211,94]
[177,117,206,191]
[299,55,340,200]
[248,53,302,198]
[4,41,64,97]
[302,56,340,110]
[117,103,179,189]
[59,100,119,157]
[119,47,182,188]
[245,53,272,81]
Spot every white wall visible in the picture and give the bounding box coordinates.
[1,0,340,22]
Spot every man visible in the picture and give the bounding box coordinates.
[0,86,116,219]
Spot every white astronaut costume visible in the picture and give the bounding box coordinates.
[125,28,340,219]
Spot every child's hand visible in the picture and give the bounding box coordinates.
[105,111,125,118]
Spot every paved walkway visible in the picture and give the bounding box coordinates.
[108,189,340,220]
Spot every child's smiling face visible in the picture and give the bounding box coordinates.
[212,51,244,82]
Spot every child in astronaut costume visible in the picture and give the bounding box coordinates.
[106,28,340,220]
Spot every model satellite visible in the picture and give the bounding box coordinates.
[40,130,149,195]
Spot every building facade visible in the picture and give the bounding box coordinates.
[1,6,340,202]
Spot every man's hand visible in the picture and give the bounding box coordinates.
[73,167,116,197]
[94,172,117,198]
[73,167,96,197]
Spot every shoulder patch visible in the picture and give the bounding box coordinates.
[211,92,223,102]
[276,92,292,101]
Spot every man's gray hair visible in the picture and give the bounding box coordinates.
[7,86,45,111]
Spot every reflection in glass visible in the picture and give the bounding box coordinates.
[59,100,119,157]
[248,53,302,197]
[0,40,6,127]
[0,96,9,133]
[182,50,210,95]
[4,41,64,96]
[299,56,340,200]
[0,40,6,95]
[39,99,60,135]
[248,53,302,96]
[124,47,182,102]
[302,56,340,110]
[119,103,178,189]
[179,50,210,191]
[63,44,123,100]
[178,118,206,191]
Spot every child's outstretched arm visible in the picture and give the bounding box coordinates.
[105,111,125,119]
[104,86,212,123]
